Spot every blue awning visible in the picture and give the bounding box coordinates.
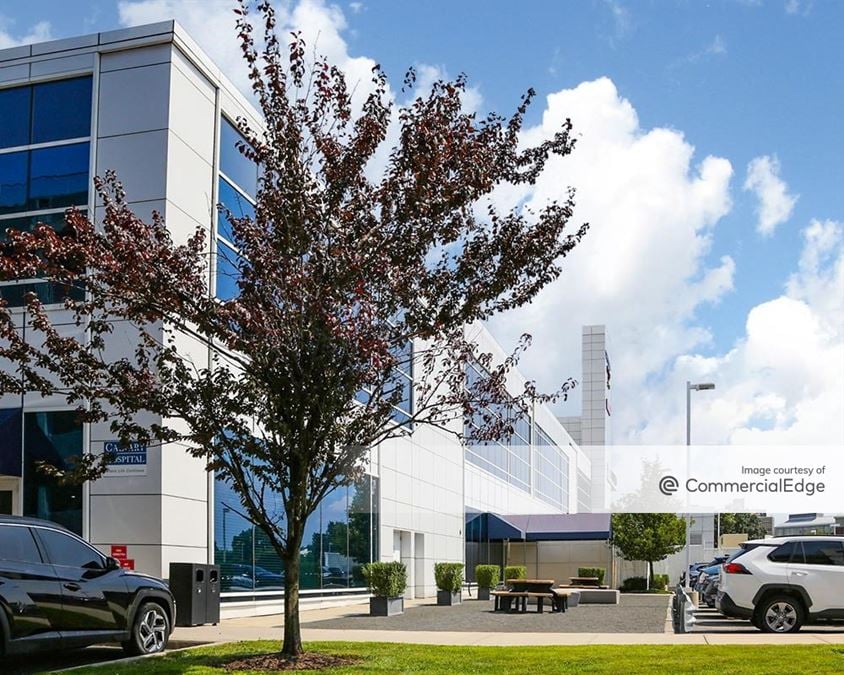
[484,512,611,541]
[486,513,526,540]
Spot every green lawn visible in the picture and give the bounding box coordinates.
[64,641,844,674]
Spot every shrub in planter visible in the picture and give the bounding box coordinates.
[363,562,407,616]
[652,574,669,591]
[434,562,464,605]
[475,565,500,601]
[620,576,648,592]
[504,565,527,583]
[577,567,606,586]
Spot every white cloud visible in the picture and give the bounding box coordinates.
[785,0,813,15]
[649,219,844,446]
[348,2,364,14]
[743,154,798,236]
[0,16,51,49]
[483,77,735,438]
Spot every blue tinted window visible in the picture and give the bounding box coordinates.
[218,177,255,244]
[216,240,242,301]
[220,117,258,199]
[0,86,31,149]
[24,411,83,535]
[0,151,28,214]
[31,77,92,144]
[0,280,85,307]
[28,143,89,211]
[0,211,75,240]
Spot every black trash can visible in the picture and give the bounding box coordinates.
[205,564,221,625]
[169,562,207,627]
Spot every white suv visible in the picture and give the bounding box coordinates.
[717,536,844,633]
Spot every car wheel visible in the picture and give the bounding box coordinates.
[758,595,804,634]
[122,601,170,656]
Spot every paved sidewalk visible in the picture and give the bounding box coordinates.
[172,597,844,647]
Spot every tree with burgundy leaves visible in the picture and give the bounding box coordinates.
[0,0,587,657]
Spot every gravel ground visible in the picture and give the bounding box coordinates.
[306,594,671,634]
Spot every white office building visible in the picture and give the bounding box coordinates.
[0,22,612,615]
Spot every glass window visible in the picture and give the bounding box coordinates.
[800,540,844,566]
[23,411,83,535]
[0,86,32,149]
[37,528,103,569]
[218,177,255,244]
[0,408,23,476]
[0,210,72,240]
[215,240,242,301]
[28,143,89,211]
[768,542,794,563]
[215,479,257,592]
[0,151,29,214]
[31,77,93,144]
[0,281,85,308]
[0,525,42,564]
[220,117,258,199]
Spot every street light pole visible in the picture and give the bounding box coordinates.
[685,381,714,591]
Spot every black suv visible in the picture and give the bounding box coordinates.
[0,515,175,657]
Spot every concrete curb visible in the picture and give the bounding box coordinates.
[54,640,224,673]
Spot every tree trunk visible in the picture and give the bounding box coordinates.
[282,550,303,657]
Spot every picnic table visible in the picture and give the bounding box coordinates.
[568,576,601,587]
[492,579,568,613]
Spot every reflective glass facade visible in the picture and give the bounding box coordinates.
[533,425,569,510]
[0,75,92,306]
[22,411,83,535]
[215,118,255,300]
[465,360,531,491]
[214,474,378,593]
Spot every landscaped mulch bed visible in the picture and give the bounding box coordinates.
[223,651,361,671]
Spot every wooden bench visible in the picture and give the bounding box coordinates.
[551,588,574,613]
[491,590,529,613]
[527,591,557,613]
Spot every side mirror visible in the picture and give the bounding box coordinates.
[106,556,121,570]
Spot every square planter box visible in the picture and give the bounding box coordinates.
[437,590,462,606]
[370,596,404,616]
[477,587,491,601]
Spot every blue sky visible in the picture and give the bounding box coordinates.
[2,0,842,444]
[4,1,840,353]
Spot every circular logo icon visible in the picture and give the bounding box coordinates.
[659,475,679,496]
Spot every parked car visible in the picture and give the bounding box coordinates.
[698,565,721,608]
[0,515,175,657]
[717,536,844,633]
[683,555,728,587]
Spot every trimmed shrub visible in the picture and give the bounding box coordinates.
[620,576,648,592]
[434,562,464,593]
[475,565,500,590]
[652,574,669,590]
[504,565,527,581]
[362,562,407,598]
[577,567,606,585]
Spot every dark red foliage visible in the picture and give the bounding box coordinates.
[0,0,586,656]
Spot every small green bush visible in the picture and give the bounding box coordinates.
[620,576,648,592]
[577,567,606,585]
[652,574,669,590]
[475,564,500,589]
[434,562,464,593]
[504,565,527,581]
[362,562,407,598]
